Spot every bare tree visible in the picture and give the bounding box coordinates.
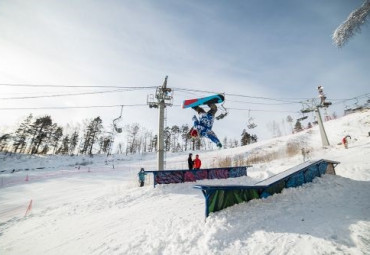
[267,120,282,138]
[125,123,140,154]
[333,0,370,47]
[142,130,152,153]
[163,126,171,152]
[223,137,228,149]
[181,124,190,151]
[170,125,180,152]
[286,115,294,134]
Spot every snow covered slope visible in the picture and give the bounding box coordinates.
[1,110,369,255]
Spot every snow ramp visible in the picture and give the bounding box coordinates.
[194,159,339,217]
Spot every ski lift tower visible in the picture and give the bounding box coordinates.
[300,89,330,147]
[147,76,173,170]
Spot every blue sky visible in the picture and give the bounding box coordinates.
[0,0,369,141]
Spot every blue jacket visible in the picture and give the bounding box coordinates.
[138,171,146,182]
[193,113,221,145]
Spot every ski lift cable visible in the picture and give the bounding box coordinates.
[0,88,145,100]
[171,104,297,113]
[0,104,147,110]
[173,88,308,103]
[0,83,157,89]
[330,93,370,104]
[228,107,298,113]
[176,88,370,105]
[227,99,299,105]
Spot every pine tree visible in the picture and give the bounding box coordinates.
[29,116,54,154]
[69,131,79,155]
[241,129,258,146]
[294,120,303,133]
[251,134,258,143]
[98,135,112,154]
[181,124,190,151]
[0,134,11,152]
[12,114,33,153]
[51,126,63,154]
[241,129,250,146]
[58,135,70,154]
[80,117,103,155]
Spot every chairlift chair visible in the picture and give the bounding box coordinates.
[297,116,308,122]
[215,102,228,120]
[113,105,123,133]
[247,122,257,129]
[246,110,257,129]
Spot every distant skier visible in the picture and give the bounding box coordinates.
[342,135,351,149]
[190,103,222,148]
[138,168,147,187]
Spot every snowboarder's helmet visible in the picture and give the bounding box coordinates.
[190,129,199,138]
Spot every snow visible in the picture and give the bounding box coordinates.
[1,110,370,255]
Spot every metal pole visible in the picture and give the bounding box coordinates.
[157,76,168,171]
[315,107,330,146]
[158,100,165,171]
[147,76,171,171]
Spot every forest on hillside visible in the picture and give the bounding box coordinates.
[0,114,258,156]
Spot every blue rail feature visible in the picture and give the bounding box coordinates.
[194,159,339,217]
[144,166,250,187]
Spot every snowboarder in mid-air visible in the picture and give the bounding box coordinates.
[184,94,224,148]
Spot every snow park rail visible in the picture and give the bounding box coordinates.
[144,166,250,187]
[194,159,339,218]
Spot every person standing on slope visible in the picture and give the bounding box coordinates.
[190,103,222,148]
[193,154,202,170]
[138,168,147,187]
[188,153,194,170]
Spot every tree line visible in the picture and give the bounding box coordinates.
[0,114,258,156]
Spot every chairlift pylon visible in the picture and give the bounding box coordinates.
[113,105,123,133]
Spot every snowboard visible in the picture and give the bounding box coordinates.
[182,94,224,109]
